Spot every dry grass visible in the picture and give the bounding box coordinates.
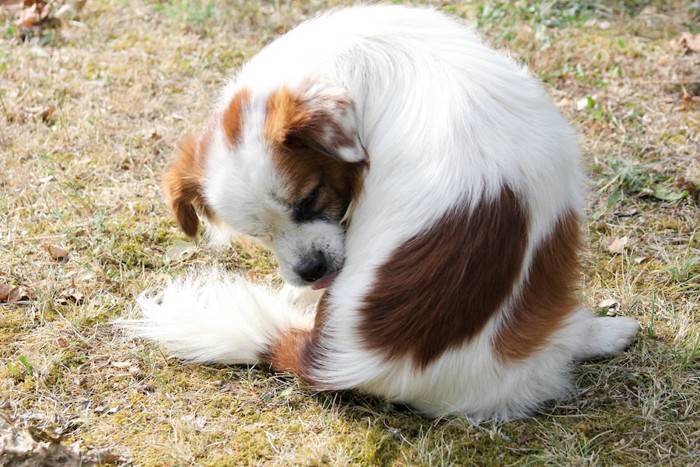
[1,0,698,465]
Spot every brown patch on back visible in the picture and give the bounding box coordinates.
[264,87,365,219]
[494,210,582,361]
[360,187,529,369]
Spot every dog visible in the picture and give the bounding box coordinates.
[126,5,640,420]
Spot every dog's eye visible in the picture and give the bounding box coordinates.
[294,186,320,222]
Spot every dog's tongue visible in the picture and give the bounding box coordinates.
[311,272,338,290]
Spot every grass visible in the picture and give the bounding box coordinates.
[1,0,698,464]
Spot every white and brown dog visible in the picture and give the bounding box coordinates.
[128,5,640,420]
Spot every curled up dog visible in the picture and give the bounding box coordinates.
[121,5,640,420]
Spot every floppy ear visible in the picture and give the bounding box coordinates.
[162,136,205,237]
[269,81,367,163]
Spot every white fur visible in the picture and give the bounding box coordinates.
[121,270,313,364]
[125,6,639,419]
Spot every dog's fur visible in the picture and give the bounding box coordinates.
[125,5,640,420]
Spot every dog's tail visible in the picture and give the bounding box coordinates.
[117,269,315,366]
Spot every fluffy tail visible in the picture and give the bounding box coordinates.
[117,269,315,365]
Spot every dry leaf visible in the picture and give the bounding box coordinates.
[671,32,700,54]
[0,284,35,303]
[517,429,529,445]
[597,298,619,309]
[111,361,133,369]
[634,255,651,264]
[164,240,195,262]
[14,0,51,30]
[59,286,84,305]
[608,236,629,255]
[46,244,69,262]
[38,104,56,122]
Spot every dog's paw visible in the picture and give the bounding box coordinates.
[574,316,640,360]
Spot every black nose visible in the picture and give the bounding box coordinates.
[294,251,328,283]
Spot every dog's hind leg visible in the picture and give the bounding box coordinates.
[569,308,640,361]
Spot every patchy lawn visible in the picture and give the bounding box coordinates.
[1,0,698,465]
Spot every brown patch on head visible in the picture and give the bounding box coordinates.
[222,88,250,147]
[162,134,209,237]
[360,187,529,369]
[264,85,366,221]
[162,89,249,237]
[494,210,582,361]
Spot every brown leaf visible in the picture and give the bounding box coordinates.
[517,429,529,445]
[59,286,84,305]
[0,284,35,303]
[46,244,69,262]
[14,1,51,30]
[670,33,700,54]
[608,236,629,255]
[38,104,56,122]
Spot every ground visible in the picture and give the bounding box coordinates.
[0,0,698,465]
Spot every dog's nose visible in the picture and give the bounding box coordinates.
[295,251,328,283]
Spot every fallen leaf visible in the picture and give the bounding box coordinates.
[678,94,699,112]
[164,240,195,262]
[597,298,619,309]
[111,361,133,369]
[46,244,69,262]
[14,0,51,30]
[671,32,700,54]
[38,104,56,122]
[0,284,36,303]
[634,255,651,264]
[517,429,529,445]
[676,177,699,203]
[608,236,629,255]
[59,286,84,305]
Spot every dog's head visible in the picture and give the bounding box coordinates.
[162,80,367,288]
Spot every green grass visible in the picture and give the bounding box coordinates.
[1,0,698,464]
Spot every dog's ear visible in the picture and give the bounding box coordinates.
[268,81,367,164]
[162,136,206,237]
